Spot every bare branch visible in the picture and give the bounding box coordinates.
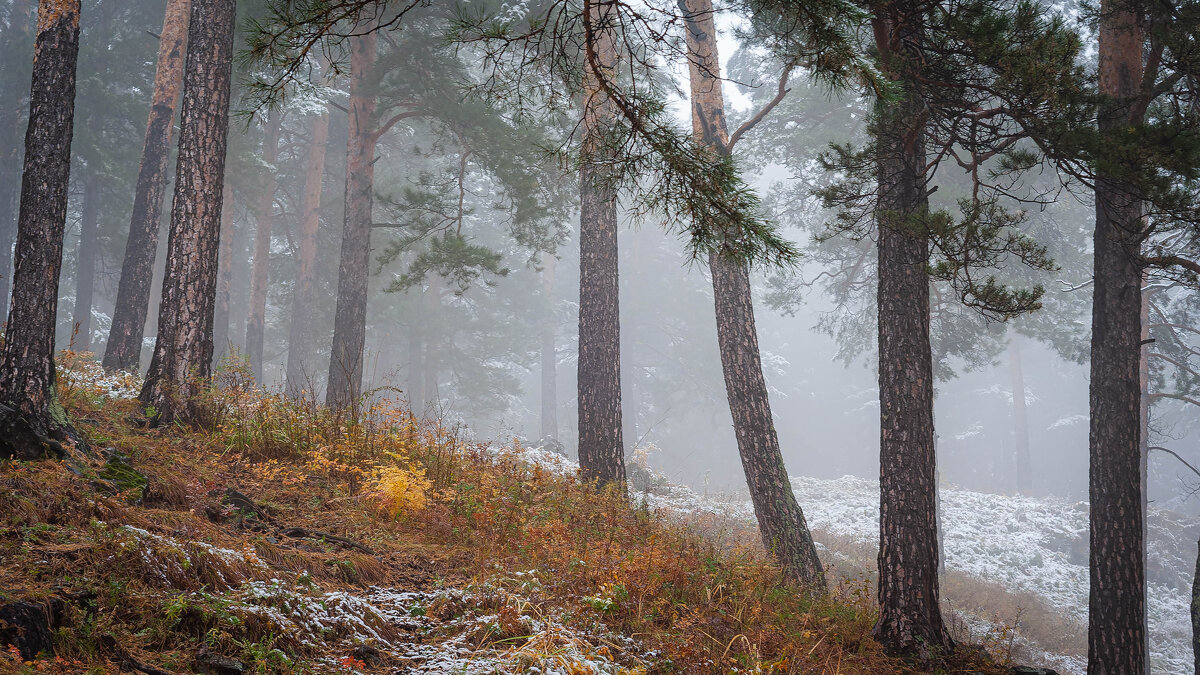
[727,62,795,150]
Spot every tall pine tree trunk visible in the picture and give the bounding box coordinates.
[0,0,34,325]
[679,0,825,587]
[71,162,100,351]
[245,113,282,382]
[577,0,625,487]
[326,25,377,410]
[1009,338,1032,495]
[871,5,951,655]
[213,185,234,366]
[103,0,190,371]
[285,104,331,397]
[0,0,83,459]
[541,252,558,440]
[1088,0,1146,670]
[140,0,236,425]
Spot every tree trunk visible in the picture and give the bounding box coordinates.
[408,329,424,414]
[871,6,951,654]
[0,0,83,460]
[213,184,234,366]
[1009,338,1032,495]
[103,0,191,371]
[540,252,558,440]
[245,112,282,382]
[326,25,377,410]
[1088,1,1146,671]
[0,0,34,325]
[422,274,440,414]
[576,0,625,488]
[285,103,331,398]
[71,162,100,352]
[678,0,825,587]
[140,0,236,425]
[1193,537,1200,675]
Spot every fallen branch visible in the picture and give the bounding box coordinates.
[278,526,376,555]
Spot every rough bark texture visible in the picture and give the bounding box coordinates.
[540,252,558,440]
[0,0,83,460]
[326,27,377,410]
[245,113,282,382]
[871,5,951,654]
[0,0,34,325]
[1009,339,1031,495]
[1193,538,1200,675]
[680,0,825,587]
[285,105,331,397]
[71,163,100,352]
[576,0,625,487]
[103,0,191,371]
[213,185,234,366]
[1088,0,1146,671]
[140,0,236,425]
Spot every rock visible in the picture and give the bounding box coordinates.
[353,645,383,666]
[195,647,245,674]
[94,452,149,504]
[0,600,54,660]
[1011,667,1060,675]
[534,436,566,456]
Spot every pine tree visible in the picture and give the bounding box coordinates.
[0,0,84,459]
[104,0,191,372]
[679,0,825,586]
[0,0,34,325]
[326,22,377,410]
[576,0,626,487]
[245,112,282,382]
[140,0,237,424]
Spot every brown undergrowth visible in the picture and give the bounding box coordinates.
[0,354,1007,674]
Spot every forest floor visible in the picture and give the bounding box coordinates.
[0,354,1025,674]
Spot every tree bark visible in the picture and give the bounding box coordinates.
[0,0,34,325]
[140,0,236,425]
[870,4,951,655]
[103,0,191,371]
[213,184,234,366]
[679,0,825,587]
[577,0,625,488]
[1009,338,1032,495]
[541,252,558,440]
[1088,1,1146,671]
[0,0,83,460]
[1193,537,1200,675]
[245,112,282,382]
[326,25,377,410]
[71,162,100,352]
[285,103,331,397]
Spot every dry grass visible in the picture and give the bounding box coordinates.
[0,356,1011,674]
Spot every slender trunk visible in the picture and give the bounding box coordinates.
[0,0,83,459]
[245,113,282,382]
[285,104,331,397]
[1140,282,1151,668]
[140,0,236,425]
[103,0,191,371]
[540,252,558,440]
[71,163,100,351]
[213,185,234,367]
[577,0,625,487]
[871,6,951,654]
[1088,1,1146,671]
[679,0,824,586]
[326,25,377,410]
[408,329,423,414]
[1009,338,1032,495]
[0,0,34,325]
[1193,537,1200,675]
[421,274,440,413]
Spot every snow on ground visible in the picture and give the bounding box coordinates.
[506,445,1196,675]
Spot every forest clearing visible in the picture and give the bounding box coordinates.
[0,0,1198,672]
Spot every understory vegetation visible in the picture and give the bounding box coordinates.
[0,354,1017,674]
